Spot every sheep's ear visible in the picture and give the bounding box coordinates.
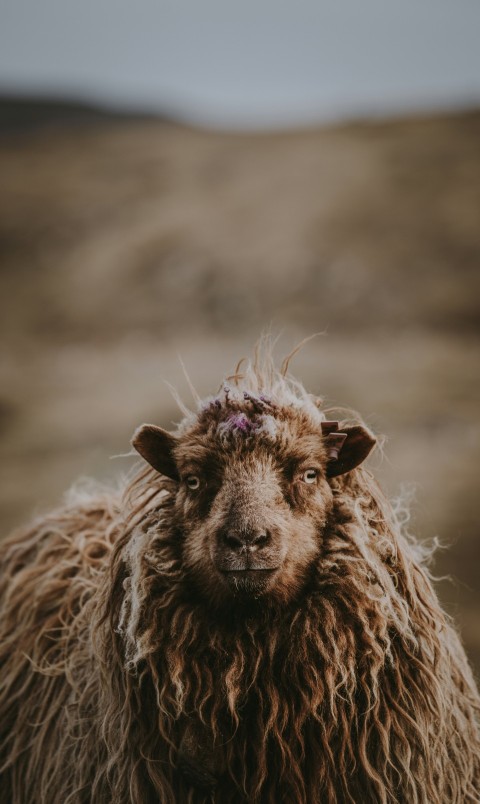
[131,424,179,480]
[322,421,376,478]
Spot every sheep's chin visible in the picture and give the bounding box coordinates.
[218,567,280,597]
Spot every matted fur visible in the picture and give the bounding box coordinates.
[0,342,479,803]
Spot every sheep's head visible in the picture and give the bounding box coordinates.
[132,379,375,607]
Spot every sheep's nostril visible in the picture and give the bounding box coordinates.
[223,532,245,550]
[250,531,270,548]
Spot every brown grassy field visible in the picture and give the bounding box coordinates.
[0,103,479,669]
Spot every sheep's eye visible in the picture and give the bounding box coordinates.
[302,469,318,484]
[186,475,200,490]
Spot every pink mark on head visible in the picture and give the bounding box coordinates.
[228,413,255,434]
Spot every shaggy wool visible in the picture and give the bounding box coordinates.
[0,344,479,803]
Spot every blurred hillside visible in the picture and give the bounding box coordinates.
[0,102,479,669]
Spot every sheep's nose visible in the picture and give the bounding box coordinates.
[222,530,271,551]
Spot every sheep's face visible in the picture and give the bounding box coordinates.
[174,419,333,606]
[133,394,375,607]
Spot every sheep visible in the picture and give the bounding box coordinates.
[0,343,479,804]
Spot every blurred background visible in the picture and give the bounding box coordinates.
[0,1,479,669]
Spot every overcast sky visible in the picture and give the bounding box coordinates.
[1,0,480,128]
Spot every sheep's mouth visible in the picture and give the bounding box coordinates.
[220,568,279,576]
[218,567,280,595]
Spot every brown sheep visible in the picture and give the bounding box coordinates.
[0,343,479,803]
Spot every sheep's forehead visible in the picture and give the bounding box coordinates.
[174,390,327,469]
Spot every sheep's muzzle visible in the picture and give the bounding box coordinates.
[213,523,284,595]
